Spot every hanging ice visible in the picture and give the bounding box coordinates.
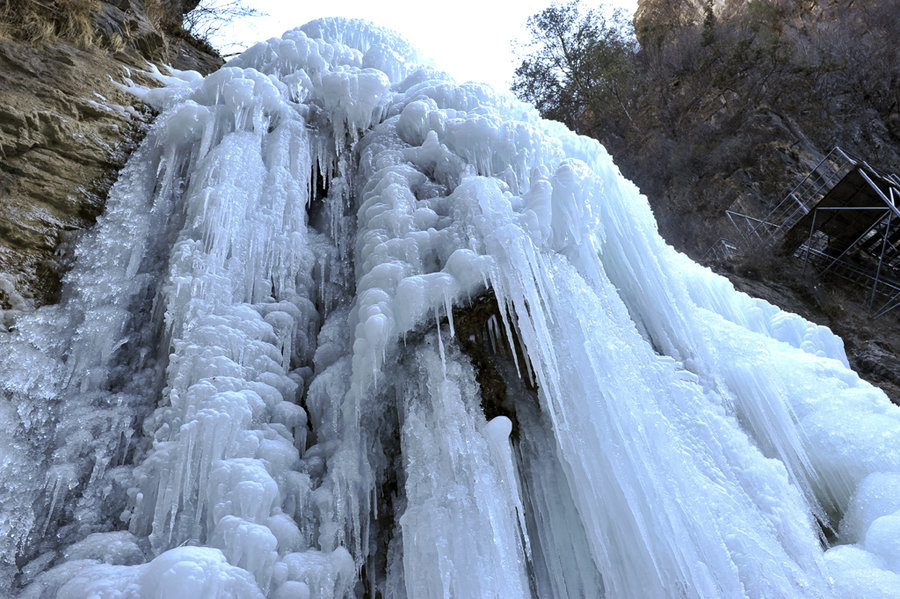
[2,16,900,599]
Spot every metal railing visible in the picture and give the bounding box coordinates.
[797,243,900,317]
[702,238,739,262]
[744,147,858,245]
[706,146,900,316]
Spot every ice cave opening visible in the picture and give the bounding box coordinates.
[2,16,900,599]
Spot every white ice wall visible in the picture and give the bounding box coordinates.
[2,16,900,599]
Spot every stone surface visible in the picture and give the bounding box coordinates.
[0,1,222,320]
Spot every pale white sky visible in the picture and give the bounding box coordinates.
[209,1,637,92]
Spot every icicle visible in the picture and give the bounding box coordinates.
[443,288,455,338]
[434,309,446,379]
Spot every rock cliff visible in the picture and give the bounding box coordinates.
[628,0,900,400]
[0,0,221,327]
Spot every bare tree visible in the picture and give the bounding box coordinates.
[183,0,261,44]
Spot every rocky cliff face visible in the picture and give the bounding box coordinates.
[628,0,899,252]
[627,0,900,401]
[0,0,221,328]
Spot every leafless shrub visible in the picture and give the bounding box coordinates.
[182,0,260,47]
[0,0,100,47]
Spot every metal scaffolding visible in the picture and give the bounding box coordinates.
[719,147,900,317]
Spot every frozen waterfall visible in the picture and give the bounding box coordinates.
[2,17,900,599]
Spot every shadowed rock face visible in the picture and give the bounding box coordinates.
[0,1,221,324]
[609,0,900,405]
[0,42,151,314]
[452,293,539,440]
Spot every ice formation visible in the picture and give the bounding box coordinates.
[2,16,900,599]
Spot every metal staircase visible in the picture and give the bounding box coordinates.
[726,147,858,248]
[714,146,900,316]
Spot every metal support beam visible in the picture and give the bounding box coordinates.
[803,209,818,275]
[870,207,893,310]
[819,211,889,276]
[858,168,900,219]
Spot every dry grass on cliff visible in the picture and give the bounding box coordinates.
[0,0,100,48]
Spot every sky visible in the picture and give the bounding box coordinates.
[208,0,638,93]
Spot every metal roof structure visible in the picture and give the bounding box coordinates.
[717,147,900,317]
